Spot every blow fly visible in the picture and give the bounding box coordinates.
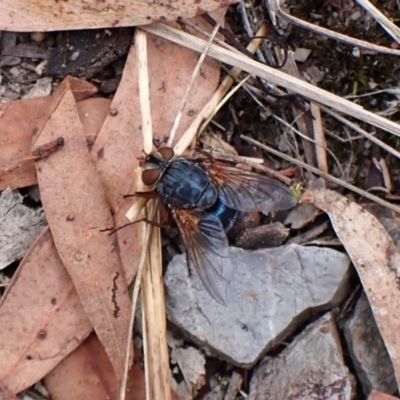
[141,147,297,305]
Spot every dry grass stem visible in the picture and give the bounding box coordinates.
[180,17,239,53]
[241,135,400,215]
[141,23,400,139]
[124,28,170,400]
[199,74,251,134]
[135,29,153,154]
[271,114,344,177]
[171,23,269,154]
[322,107,400,161]
[167,9,226,147]
[141,206,171,400]
[355,0,400,44]
[311,104,328,174]
[125,192,149,222]
[267,0,400,56]
[280,52,315,166]
[120,172,156,400]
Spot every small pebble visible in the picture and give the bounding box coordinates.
[294,48,312,63]
[1,32,17,48]
[0,56,21,67]
[30,32,46,43]
[352,47,361,58]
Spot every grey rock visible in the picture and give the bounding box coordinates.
[0,188,47,269]
[22,77,52,99]
[0,32,17,50]
[235,222,289,250]
[202,375,225,400]
[171,345,206,398]
[249,313,355,400]
[0,56,21,67]
[294,48,312,62]
[343,293,397,396]
[165,244,351,367]
[224,371,243,400]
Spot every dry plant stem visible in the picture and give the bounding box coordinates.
[141,23,400,140]
[126,193,149,221]
[322,107,400,160]
[267,0,400,56]
[123,29,170,400]
[199,75,251,134]
[135,29,153,154]
[280,53,315,166]
[167,9,226,147]
[356,0,400,44]
[311,103,328,173]
[271,113,344,177]
[181,17,237,53]
[119,207,154,400]
[171,23,268,154]
[242,135,400,215]
[119,169,152,400]
[378,159,392,193]
[141,206,170,400]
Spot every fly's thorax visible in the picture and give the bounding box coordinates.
[157,158,218,210]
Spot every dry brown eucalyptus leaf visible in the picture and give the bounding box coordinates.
[34,86,132,378]
[0,79,106,396]
[44,334,146,400]
[0,229,92,395]
[301,189,400,391]
[0,0,237,31]
[0,78,98,191]
[369,390,400,400]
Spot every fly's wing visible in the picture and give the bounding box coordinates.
[172,208,233,305]
[200,160,297,215]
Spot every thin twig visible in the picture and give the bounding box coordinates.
[356,0,400,44]
[311,103,328,173]
[167,10,226,147]
[268,0,400,56]
[141,23,400,141]
[199,75,251,134]
[241,135,400,215]
[321,107,400,160]
[135,29,153,154]
[172,23,269,155]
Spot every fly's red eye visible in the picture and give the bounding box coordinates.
[142,168,161,186]
[157,146,174,161]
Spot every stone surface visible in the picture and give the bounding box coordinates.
[224,371,243,400]
[171,345,206,398]
[343,293,398,396]
[294,47,312,62]
[235,222,289,250]
[249,313,355,400]
[0,188,46,269]
[22,77,52,99]
[165,244,351,366]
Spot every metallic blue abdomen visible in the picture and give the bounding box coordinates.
[206,199,237,232]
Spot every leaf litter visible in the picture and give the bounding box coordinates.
[1,1,400,399]
[301,189,400,388]
[0,16,221,400]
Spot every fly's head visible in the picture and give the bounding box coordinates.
[141,146,175,187]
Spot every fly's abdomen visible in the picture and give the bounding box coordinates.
[206,199,237,232]
[157,158,217,209]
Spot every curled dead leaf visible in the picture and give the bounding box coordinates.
[301,189,400,391]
